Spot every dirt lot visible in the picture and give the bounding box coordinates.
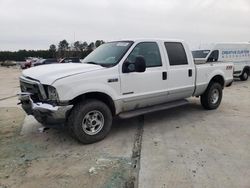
[0,66,249,188]
[0,67,139,188]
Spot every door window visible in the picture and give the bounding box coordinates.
[164,42,188,66]
[126,42,162,67]
[207,50,219,62]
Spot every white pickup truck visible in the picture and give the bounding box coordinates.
[18,39,233,144]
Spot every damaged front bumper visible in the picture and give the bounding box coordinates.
[18,92,73,125]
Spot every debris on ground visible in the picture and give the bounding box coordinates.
[89,167,97,175]
[38,127,50,133]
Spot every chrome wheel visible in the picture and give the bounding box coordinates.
[211,88,219,104]
[82,110,104,135]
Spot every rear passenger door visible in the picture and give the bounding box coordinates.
[164,42,195,100]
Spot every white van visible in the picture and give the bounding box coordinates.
[192,43,250,81]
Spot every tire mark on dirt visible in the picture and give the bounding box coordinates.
[0,95,16,101]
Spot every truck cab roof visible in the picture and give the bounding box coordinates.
[118,38,185,44]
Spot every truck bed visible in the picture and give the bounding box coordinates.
[194,62,233,96]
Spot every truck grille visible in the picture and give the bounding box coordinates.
[20,77,46,102]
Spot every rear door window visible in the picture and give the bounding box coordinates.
[164,42,188,66]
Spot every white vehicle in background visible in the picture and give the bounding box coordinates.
[192,43,250,81]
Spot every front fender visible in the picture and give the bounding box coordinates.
[55,82,119,102]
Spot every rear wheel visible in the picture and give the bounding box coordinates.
[200,82,222,110]
[66,99,112,144]
[240,70,249,81]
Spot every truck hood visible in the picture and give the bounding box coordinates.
[22,63,104,85]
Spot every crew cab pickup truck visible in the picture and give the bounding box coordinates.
[18,39,233,144]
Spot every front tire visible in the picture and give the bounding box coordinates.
[200,82,223,110]
[67,99,112,144]
[240,70,248,81]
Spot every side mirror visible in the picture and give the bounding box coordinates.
[134,56,146,72]
[122,56,146,73]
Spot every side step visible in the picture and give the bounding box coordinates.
[118,99,189,119]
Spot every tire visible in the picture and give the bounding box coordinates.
[226,81,233,87]
[200,82,223,110]
[66,99,112,144]
[240,70,248,81]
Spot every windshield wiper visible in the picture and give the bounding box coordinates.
[84,61,100,65]
[84,61,109,67]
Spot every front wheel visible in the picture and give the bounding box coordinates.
[67,99,113,144]
[200,82,223,110]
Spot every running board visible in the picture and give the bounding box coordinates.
[118,99,189,119]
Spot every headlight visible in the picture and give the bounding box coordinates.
[47,86,58,100]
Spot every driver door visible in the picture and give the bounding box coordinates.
[119,42,168,111]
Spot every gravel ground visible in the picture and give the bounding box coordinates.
[0,66,249,188]
[139,79,250,188]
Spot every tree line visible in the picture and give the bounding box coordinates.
[0,40,105,61]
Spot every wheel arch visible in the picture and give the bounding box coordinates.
[209,75,225,88]
[70,92,116,116]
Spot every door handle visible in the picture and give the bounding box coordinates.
[162,72,167,80]
[188,69,192,77]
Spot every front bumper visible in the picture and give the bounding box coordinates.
[18,92,73,125]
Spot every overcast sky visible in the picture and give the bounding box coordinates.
[0,0,249,51]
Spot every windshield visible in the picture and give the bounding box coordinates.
[83,41,133,67]
[192,50,210,58]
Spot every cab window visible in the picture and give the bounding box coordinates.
[207,50,219,62]
[126,42,162,67]
[164,42,188,66]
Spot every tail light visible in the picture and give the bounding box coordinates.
[226,65,233,70]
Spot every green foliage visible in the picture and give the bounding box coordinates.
[49,44,57,58]
[58,40,69,51]
[0,39,105,61]
[0,50,54,61]
[95,40,105,48]
[73,41,81,51]
[81,42,88,51]
[49,44,56,52]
